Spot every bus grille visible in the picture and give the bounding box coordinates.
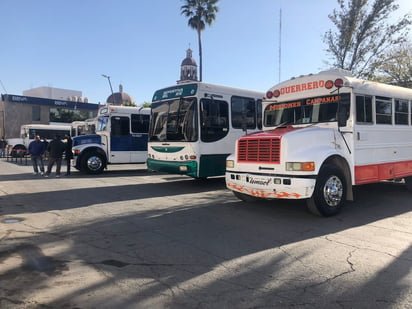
[237,138,281,163]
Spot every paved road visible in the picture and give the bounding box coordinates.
[0,159,411,308]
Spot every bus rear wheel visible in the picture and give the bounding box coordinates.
[11,145,26,158]
[306,165,346,217]
[81,152,105,174]
[405,176,412,191]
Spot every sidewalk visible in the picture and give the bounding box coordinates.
[0,158,75,199]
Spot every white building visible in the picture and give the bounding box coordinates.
[23,86,86,102]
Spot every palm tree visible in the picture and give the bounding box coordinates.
[181,0,219,82]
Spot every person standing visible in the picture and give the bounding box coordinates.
[28,135,46,175]
[0,136,7,158]
[45,135,66,178]
[42,138,49,160]
[64,133,73,176]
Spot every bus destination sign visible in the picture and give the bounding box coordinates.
[152,84,198,101]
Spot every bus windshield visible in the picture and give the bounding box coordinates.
[97,116,109,132]
[149,98,198,142]
[264,93,349,127]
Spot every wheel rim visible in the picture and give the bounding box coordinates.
[87,156,103,172]
[323,175,343,207]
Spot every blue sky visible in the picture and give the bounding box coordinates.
[1,0,411,105]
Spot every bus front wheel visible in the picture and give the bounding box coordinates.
[306,165,346,217]
[80,152,105,174]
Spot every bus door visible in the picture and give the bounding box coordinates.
[110,115,133,163]
[130,113,149,162]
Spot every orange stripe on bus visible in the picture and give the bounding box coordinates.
[227,182,301,199]
[355,160,412,185]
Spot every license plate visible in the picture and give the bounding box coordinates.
[246,175,272,186]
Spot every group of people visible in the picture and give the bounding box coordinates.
[28,133,73,177]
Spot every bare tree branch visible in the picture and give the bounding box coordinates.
[324,0,411,79]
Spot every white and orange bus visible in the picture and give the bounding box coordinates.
[225,69,412,216]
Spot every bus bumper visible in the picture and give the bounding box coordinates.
[147,158,198,178]
[72,156,81,170]
[225,172,316,199]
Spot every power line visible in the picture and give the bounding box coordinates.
[0,80,8,94]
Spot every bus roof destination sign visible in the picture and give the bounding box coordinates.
[152,84,198,101]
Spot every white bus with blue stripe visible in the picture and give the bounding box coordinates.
[72,105,150,174]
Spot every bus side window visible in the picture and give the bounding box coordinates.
[356,95,373,124]
[395,99,408,125]
[131,114,150,133]
[111,116,130,136]
[200,98,229,142]
[375,96,392,124]
[231,96,257,130]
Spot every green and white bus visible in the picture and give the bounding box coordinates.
[147,82,264,178]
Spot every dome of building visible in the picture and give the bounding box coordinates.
[178,48,198,83]
[181,54,197,66]
[106,84,134,105]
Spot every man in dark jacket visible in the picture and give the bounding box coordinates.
[28,135,46,175]
[45,135,66,178]
[64,133,73,176]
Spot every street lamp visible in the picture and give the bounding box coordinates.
[101,74,115,105]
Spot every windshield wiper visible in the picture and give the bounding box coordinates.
[275,120,294,128]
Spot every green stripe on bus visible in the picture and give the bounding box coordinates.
[147,158,198,178]
[198,154,230,178]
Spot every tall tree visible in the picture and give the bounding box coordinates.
[324,0,411,79]
[372,43,412,87]
[181,0,219,82]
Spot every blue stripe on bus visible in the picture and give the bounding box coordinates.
[110,135,148,151]
[73,134,101,146]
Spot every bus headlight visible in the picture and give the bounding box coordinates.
[286,162,315,171]
[226,160,235,169]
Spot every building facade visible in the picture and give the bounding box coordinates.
[0,92,99,139]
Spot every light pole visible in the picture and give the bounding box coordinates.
[0,110,5,138]
[101,74,115,105]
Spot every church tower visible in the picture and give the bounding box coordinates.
[178,48,198,84]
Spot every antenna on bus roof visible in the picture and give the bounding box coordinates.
[278,8,282,83]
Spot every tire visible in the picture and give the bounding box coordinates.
[306,164,346,217]
[11,145,26,158]
[405,176,412,192]
[233,191,260,203]
[80,152,105,174]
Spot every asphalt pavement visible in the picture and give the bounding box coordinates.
[0,157,411,309]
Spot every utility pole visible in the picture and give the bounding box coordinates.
[101,74,115,104]
[278,8,282,83]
